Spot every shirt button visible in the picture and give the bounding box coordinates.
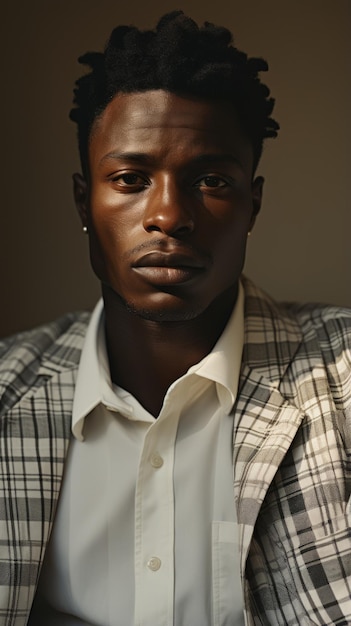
[150,452,164,468]
[147,557,161,571]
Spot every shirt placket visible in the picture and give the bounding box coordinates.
[134,406,179,626]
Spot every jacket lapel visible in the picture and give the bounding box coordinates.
[234,365,306,576]
[235,277,306,575]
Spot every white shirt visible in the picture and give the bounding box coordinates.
[31,283,245,626]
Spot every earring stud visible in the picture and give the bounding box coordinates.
[82,226,88,234]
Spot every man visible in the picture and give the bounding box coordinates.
[0,10,350,626]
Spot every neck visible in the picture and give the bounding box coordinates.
[102,284,238,416]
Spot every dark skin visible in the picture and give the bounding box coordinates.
[74,90,263,416]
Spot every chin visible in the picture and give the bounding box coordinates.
[125,300,204,323]
[122,290,209,323]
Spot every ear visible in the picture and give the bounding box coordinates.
[249,175,264,232]
[73,173,89,229]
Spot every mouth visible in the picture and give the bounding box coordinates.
[134,252,204,269]
[132,251,206,285]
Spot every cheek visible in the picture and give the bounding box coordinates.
[89,201,125,255]
[207,214,251,285]
[203,188,254,231]
[88,208,143,287]
[211,209,251,254]
[89,187,142,244]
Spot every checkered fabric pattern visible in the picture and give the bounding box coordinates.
[0,313,88,626]
[237,278,351,625]
[0,277,350,625]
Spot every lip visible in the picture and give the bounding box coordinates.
[132,251,206,285]
[133,252,205,269]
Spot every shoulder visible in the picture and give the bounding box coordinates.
[242,275,351,349]
[242,276,351,387]
[0,311,90,363]
[0,312,90,413]
[285,301,351,360]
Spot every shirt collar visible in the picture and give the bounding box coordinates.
[72,281,244,440]
[72,299,133,441]
[186,280,244,413]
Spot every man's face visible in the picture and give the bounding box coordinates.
[75,90,263,321]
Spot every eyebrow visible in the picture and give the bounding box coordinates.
[99,151,244,168]
[99,152,154,166]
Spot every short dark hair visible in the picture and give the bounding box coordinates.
[70,10,279,176]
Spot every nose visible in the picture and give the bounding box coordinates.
[143,177,194,236]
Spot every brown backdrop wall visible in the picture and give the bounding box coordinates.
[1,0,350,337]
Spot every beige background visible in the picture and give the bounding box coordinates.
[1,0,350,337]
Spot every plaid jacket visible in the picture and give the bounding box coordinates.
[0,277,350,626]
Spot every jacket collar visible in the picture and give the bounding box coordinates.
[241,275,303,381]
[37,313,89,377]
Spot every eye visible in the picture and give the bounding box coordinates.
[195,175,228,189]
[110,172,149,190]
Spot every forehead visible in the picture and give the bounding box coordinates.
[89,90,253,170]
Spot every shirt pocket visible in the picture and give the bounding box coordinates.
[212,521,245,626]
